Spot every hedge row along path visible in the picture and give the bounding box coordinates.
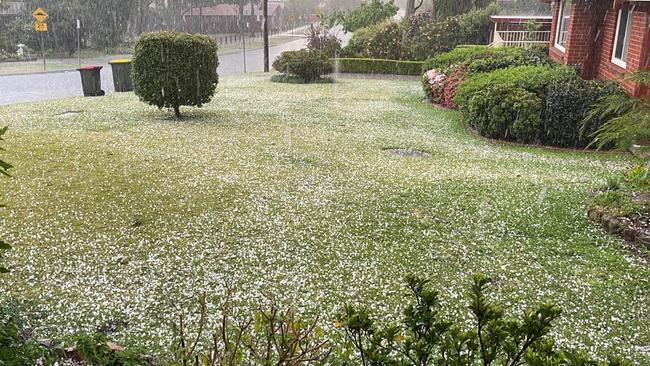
[0,75,647,363]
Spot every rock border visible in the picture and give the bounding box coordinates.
[587,207,650,251]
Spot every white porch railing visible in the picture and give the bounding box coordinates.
[492,30,551,48]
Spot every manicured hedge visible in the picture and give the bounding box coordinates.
[467,84,543,142]
[132,31,219,118]
[543,78,623,148]
[454,64,624,148]
[334,58,424,76]
[454,65,577,114]
[422,46,550,74]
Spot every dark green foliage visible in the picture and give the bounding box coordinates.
[272,49,333,83]
[335,274,631,366]
[67,333,145,366]
[270,74,334,84]
[454,65,577,115]
[340,4,498,62]
[306,25,342,58]
[324,0,398,33]
[0,302,52,365]
[421,46,549,74]
[132,31,219,118]
[421,45,496,72]
[343,21,410,60]
[455,66,581,145]
[405,4,500,61]
[465,47,550,74]
[335,58,424,76]
[544,79,623,148]
[467,84,543,142]
[430,0,496,20]
[498,0,551,16]
[582,71,650,150]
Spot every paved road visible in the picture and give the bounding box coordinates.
[0,37,307,106]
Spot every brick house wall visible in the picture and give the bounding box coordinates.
[546,0,649,97]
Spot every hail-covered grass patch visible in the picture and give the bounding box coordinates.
[0,74,648,362]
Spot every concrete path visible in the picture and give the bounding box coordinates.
[0,36,308,106]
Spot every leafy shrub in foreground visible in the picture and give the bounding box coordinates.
[0,301,52,365]
[335,58,424,76]
[273,49,333,83]
[132,31,219,119]
[169,291,331,366]
[336,274,629,366]
[544,79,622,148]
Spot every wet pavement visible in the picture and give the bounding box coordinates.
[0,37,308,106]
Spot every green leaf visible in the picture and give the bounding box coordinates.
[0,239,11,250]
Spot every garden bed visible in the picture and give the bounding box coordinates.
[588,189,650,257]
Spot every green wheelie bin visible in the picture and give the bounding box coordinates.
[77,65,105,97]
[109,59,133,92]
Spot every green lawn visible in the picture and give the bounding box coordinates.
[0,75,648,362]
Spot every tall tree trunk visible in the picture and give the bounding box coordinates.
[263,0,269,72]
[406,0,415,17]
[199,3,203,34]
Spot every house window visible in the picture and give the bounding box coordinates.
[612,7,633,68]
[555,0,571,52]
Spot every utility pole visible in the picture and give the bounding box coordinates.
[241,18,247,73]
[263,0,269,72]
[77,19,81,68]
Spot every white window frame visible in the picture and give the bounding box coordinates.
[554,0,571,52]
[611,7,634,69]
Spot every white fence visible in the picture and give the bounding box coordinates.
[492,30,551,47]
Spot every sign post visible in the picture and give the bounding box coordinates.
[32,7,48,71]
[77,19,81,68]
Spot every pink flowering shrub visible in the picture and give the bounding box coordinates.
[422,69,447,105]
[441,66,468,109]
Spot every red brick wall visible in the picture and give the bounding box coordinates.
[548,1,563,62]
[547,0,649,97]
[593,3,650,96]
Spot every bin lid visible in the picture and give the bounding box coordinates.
[109,59,131,64]
[78,65,103,71]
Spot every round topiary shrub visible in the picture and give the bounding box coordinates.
[272,49,332,83]
[132,31,219,118]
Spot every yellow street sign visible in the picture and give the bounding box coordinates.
[34,22,48,32]
[32,7,48,23]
